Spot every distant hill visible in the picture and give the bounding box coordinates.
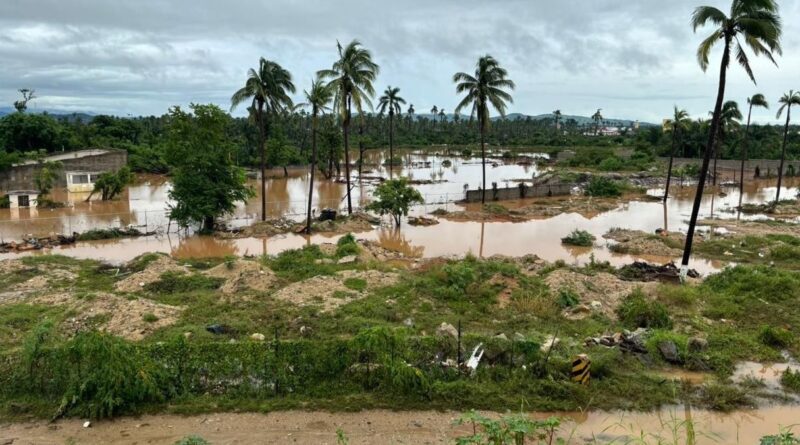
[409,111,653,127]
[0,107,95,122]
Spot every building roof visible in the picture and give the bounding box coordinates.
[6,190,39,195]
[14,148,121,166]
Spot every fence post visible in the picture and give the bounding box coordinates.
[273,327,280,396]
[457,319,462,366]
[144,211,148,232]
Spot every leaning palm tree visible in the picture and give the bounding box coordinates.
[377,86,406,179]
[738,94,769,209]
[453,55,515,203]
[680,0,782,280]
[553,109,562,133]
[591,109,603,135]
[711,101,742,185]
[302,77,334,234]
[318,40,380,214]
[231,58,295,221]
[774,90,800,204]
[664,107,691,202]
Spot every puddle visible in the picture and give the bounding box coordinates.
[733,361,797,390]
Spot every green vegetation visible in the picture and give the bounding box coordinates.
[560,229,595,247]
[174,437,211,445]
[165,104,254,232]
[584,176,623,197]
[781,369,800,393]
[365,178,424,226]
[88,166,133,201]
[616,289,673,330]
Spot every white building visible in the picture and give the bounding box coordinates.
[66,171,103,193]
[6,190,39,208]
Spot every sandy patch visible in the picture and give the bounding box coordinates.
[203,259,277,295]
[544,268,657,319]
[487,273,519,308]
[115,256,190,292]
[700,218,800,237]
[604,229,684,257]
[271,269,400,311]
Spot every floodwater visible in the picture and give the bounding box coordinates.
[1,149,798,272]
[3,404,799,444]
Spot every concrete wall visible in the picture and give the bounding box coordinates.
[465,182,573,202]
[0,149,128,192]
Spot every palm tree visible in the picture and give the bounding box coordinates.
[680,0,782,279]
[302,76,334,234]
[231,58,295,221]
[711,101,742,185]
[664,107,691,202]
[774,90,800,203]
[591,109,603,135]
[553,109,562,133]
[318,40,380,215]
[738,94,768,209]
[430,105,438,128]
[453,55,515,203]
[439,108,446,123]
[377,86,406,179]
[407,104,415,129]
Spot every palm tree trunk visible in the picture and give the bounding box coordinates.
[776,106,791,204]
[257,104,267,221]
[681,36,731,279]
[306,112,318,234]
[738,104,753,210]
[389,112,394,180]
[664,125,678,203]
[480,125,486,204]
[358,120,364,179]
[344,98,353,214]
[712,131,720,186]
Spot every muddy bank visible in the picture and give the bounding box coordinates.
[0,227,151,254]
[604,228,685,257]
[3,406,799,445]
[217,212,380,239]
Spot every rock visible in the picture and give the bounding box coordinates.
[599,336,617,347]
[620,328,649,353]
[250,333,266,341]
[314,258,335,265]
[403,317,414,328]
[590,300,602,310]
[83,421,91,428]
[514,332,526,342]
[494,333,508,341]
[540,335,560,353]
[337,255,357,265]
[688,337,708,352]
[657,341,682,364]
[1,438,16,445]
[183,332,192,339]
[206,324,234,335]
[299,326,312,337]
[410,420,424,428]
[436,322,458,339]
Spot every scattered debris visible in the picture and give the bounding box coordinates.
[617,261,699,283]
[466,343,484,374]
[250,333,266,341]
[407,216,439,226]
[436,322,458,339]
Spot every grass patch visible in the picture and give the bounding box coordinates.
[584,177,622,197]
[561,229,595,247]
[616,289,672,329]
[343,278,367,291]
[144,272,222,294]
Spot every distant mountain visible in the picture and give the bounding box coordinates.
[0,107,95,121]
[499,112,654,127]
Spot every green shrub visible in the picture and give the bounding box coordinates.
[144,272,222,293]
[174,436,211,445]
[584,177,622,197]
[598,156,624,171]
[616,289,673,329]
[344,278,367,291]
[142,313,159,323]
[461,148,472,157]
[560,229,595,247]
[336,233,360,257]
[759,325,793,348]
[781,369,800,393]
[267,245,336,281]
[482,203,509,215]
[556,288,579,308]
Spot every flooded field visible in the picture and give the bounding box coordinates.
[1,149,798,271]
[3,404,799,444]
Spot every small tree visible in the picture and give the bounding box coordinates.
[34,160,62,195]
[165,104,254,232]
[87,166,133,201]
[366,178,423,226]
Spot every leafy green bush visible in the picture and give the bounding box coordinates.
[461,148,472,157]
[759,325,793,348]
[556,288,579,308]
[584,177,622,197]
[598,156,624,171]
[560,229,595,247]
[144,272,223,293]
[616,289,673,329]
[781,369,800,393]
[336,233,360,257]
[344,278,367,291]
[174,436,211,445]
[267,245,337,281]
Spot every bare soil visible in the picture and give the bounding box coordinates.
[603,228,684,257]
[203,259,277,295]
[271,270,400,312]
[699,218,800,237]
[115,256,190,293]
[544,269,658,320]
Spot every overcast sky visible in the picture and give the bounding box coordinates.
[1,0,798,123]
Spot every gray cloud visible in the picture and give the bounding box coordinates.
[1,0,798,123]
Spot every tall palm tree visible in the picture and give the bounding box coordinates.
[407,103,415,129]
[377,86,406,179]
[774,90,800,203]
[430,105,438,129]
[592,109,603,135]
[439,108,446,123]
[738,94,768,208]
[453,55,515,203]
[680,0,782,279]
[231,58,295,221]
[711,101,742,185]
[664,107,691,202]
[553,109,562,133]
[318,40,380,215]
[302,76,334,234]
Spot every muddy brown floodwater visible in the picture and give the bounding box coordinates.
[1,149,798,274]
[3,405,800,444]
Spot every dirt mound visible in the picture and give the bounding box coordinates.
[203,260,277,295]
[271,269,400,311]
[115,255,190,293]
[604,229,684,257]
[487,273,519,308]
[24,292,182,341]
[0,259,25,274]
[544,268,657,320]
[357,239,422,262]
